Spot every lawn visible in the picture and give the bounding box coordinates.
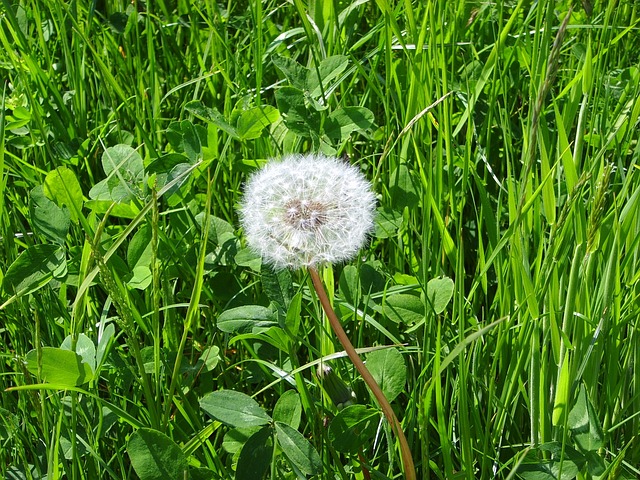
[1,0,639,479]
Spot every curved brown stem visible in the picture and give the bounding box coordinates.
[308,267,416,480]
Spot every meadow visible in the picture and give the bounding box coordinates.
[1,0,640,478]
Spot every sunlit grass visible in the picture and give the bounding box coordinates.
[1,0,640,478]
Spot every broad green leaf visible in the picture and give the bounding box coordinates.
[237,106,280,140]
[338,264,360,306]
[583,450,606,476]
[127,265,152,290]
[145,153,189,174]
[273,390,301,430]
[200,390,272,428]
[329,405,379,453]
[87,179,112,201]
[307,55,349,99]
[284,292,302,337]
[260,266,293,313]
[25,347,93,386]
[99,145,145,203]
[44,166,83,223]
[195,212,235,245]
[84,198,140,218]
[164,162,194,198]
[3,244,66,296]
[196,346,220,372]
[359,260,386,294]
[6,105,31,130]
[101,144,142,175]
[127,225,152,270]
[272,54,308,90]
[390,163,419,209]
[222,426,261,455]
[518,442,586,480]
[127,428,188,480]
[29,185,70,244]
[166,120,203,163]
[60,433,88,459]
[393,273,419,285]
[374,207,403,239]
[518,461,581,480]
[61,334,96,372]
[262,326,290,352]
[204,232,237,267]
[234,247,262,271]
[425,276,454,314]
[568,386,604,452]
[185,100,239,139]
[275,86,320,137]
[383,293,424,325]
[366,347,406,402]
[217,305,278,333]
[235,427,272,480]
[324,106,374,141]
[274,422,322,476]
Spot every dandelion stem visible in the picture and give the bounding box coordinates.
[308,267,416,480]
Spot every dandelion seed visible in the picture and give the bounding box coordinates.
[239,153,376,269]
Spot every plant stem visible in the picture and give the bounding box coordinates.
[308,267,416,480]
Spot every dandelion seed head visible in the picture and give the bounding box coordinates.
[239,153,376,269]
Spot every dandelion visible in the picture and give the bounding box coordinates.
[238,153,416,479]
[239,153,376,269]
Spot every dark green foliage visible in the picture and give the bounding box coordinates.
[1,0,639,479]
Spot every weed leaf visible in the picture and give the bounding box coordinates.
[235,426,272,480]
[127,428,188,480]
[61,334,97,372]
[366,347,407,402]
[383,293,424,325]
[98,145,145,203]
[329,404,380,453]
[324,106,374,142]
[25,347,93,387]
[425,276,454,315]
[274,86,320,137]
[274,421,322,476]
[374,206,403,239]
[3,244,66,296]
[306,55,349,99]
[568,386,604,452]
[185,100,239,139]
[200,390,272,428]
[217,305,278,333]
[272,54,308,90]
[166,120,203,163]
[273,390,302,430]
[237,106,280,140]
[43,166,83,223]
[29,185,70,244]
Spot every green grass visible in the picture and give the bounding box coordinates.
[1,0,640,478]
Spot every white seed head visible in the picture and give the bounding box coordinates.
[239,153,376,269]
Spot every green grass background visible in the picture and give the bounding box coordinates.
[1,0,639,478]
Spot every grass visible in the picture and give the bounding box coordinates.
[1,0,640,478]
